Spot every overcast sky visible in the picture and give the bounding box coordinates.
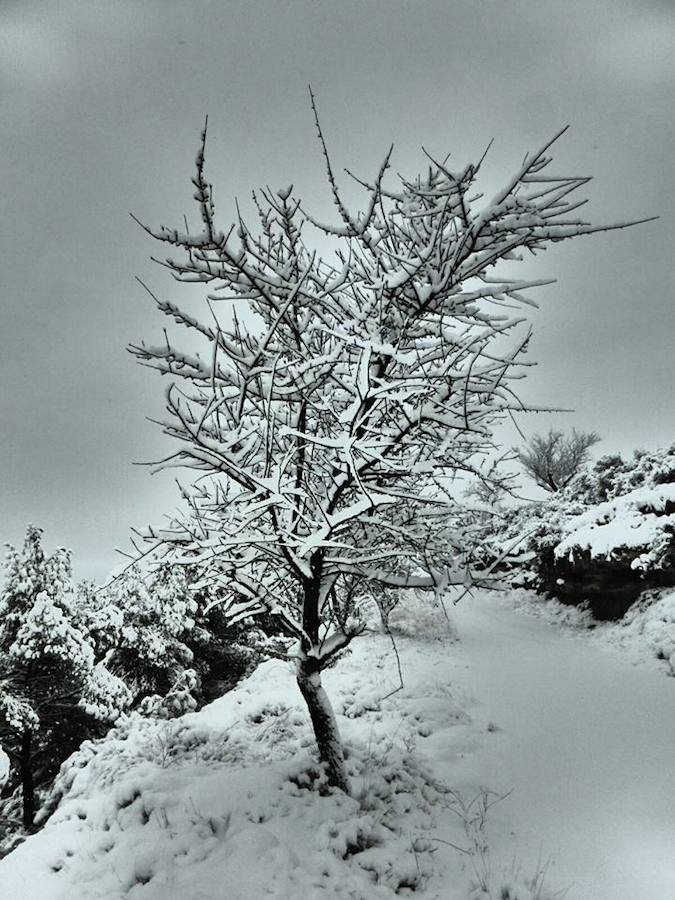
[1,0,673,581]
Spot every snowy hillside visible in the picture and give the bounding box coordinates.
[0,600,478,900]
[1,591,674,900]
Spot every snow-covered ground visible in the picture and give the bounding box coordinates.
[507,587,675,674]
[1,590,673,899]
[446,590,675,900]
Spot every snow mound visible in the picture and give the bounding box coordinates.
[554,483,675,571]
[0,629,473,900]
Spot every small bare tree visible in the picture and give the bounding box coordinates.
[129,104,643,791]
[516,428,601,492]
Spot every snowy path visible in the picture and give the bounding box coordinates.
[435,593,675,900]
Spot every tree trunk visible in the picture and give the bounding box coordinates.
[296,660,350,794]
[20,730,35,829]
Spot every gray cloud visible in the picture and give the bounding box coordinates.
[1,0,673,579]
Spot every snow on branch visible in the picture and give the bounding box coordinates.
[130,118,650,659]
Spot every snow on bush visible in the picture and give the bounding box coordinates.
[0,530,135,835]
[79,664,133,722]
[11,590,95,672]
[552,444,675,573]
[72,582,124,659]
[488,444,675,609]
[0,694,40,735]
[599,444,675,499]
[107,565,197,697]
[137,669,199,720]
[554,482,675,571]
[0,531,130,733]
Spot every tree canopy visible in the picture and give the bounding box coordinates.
[130,109,643,788]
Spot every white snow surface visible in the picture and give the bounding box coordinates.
[509,586,675,674]
[0,746,9,789]
[554,482,675,570]
[1,590,674,899]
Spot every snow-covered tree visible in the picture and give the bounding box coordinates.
[516,428,601,492]
[71,580,124,662]
[0,528,129,827]
[181,579,272,703]
[130,110,644,791]
[106,565,196,703]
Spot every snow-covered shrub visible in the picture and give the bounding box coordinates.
[554,482,675,573]
[477,496,582,590]
[113,566,194,678]
[490,445,675,619]
[78,664,132,722]
[103,564,198,710]
[138,668,199,719]
[604,444,675,497]
[105,566,273,714]
[0,528,129,831]
[71,581,123,660]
